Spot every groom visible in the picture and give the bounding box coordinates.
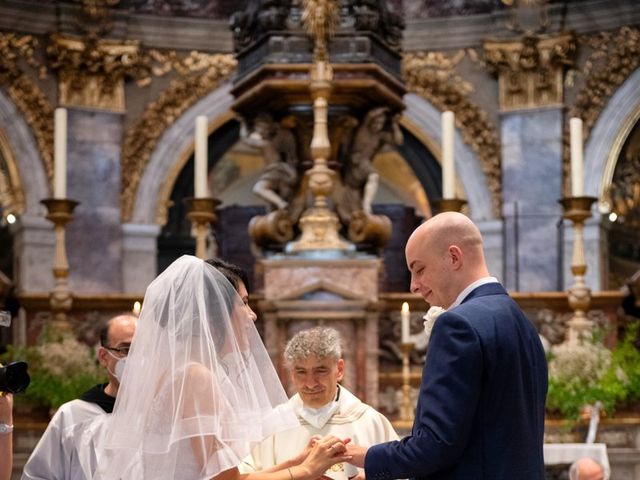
[348,212,548,479]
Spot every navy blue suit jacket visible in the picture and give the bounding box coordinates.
[366,283,548,480]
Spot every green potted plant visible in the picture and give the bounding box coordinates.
[546,323,640,426]
[1,326,106,415]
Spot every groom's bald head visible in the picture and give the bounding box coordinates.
[405,212,489,308]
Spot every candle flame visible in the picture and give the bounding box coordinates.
[133,301,141,316]
[402,302,409,313]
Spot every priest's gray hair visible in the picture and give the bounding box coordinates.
[284,326,343,366]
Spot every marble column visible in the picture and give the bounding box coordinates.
[484,32,576,292]
[12,214,55,293]
[122,223,161,294]
[477,219,504,283]
[65,109,123,293]
[501,109,564,291]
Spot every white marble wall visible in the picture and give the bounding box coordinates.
[501,109,564,291]
[11,214,54,293]
[121,223,161,294]
[65,109,123,293]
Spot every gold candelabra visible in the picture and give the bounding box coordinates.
[433,198,467,214]
[184,197,220,259]
[41,198,78,330]
[560,196,597,343]
[399,342,415,423]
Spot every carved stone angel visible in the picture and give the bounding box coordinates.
[246,113,300,211]
[337,107,403,220]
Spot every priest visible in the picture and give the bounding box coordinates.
[22,314,137,480]
[240,327,398,480]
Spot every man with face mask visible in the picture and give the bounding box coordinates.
[240,327,398,480]
[22,314,137,480]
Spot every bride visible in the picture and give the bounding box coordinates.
[92,255,349,480]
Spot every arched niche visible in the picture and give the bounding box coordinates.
[0,89,53,293]
[579,67,640,290]
[136,84,498,292]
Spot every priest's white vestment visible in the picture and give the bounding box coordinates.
[240,386,398,479]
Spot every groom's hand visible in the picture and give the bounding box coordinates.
[345,445,368,468]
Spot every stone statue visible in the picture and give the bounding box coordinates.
[339,107,403,217]
[230,0,291,51]
[352,0,405,47]
[247,113,299,211]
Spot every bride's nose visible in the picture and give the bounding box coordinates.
[246,304,257,322]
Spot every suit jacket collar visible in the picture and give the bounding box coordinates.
[460,281,507,304]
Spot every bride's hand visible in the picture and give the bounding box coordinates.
[300,436,352,479]
[291,435,321,466]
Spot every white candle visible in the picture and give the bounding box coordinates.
[441,111,455,199]
[194,115,209,198]
[401,302,410,344]
[570,117,584,197]
[54,107,68,199]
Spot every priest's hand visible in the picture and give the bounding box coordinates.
[344,445,368,468]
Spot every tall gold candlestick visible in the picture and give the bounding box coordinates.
[41,198,78,330]
[560,196,597,343]
[399,342,415,423]
[288,0,350,252]
[184,197,220,259]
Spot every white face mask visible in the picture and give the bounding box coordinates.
[297,400,339,429]
[106,351,127,382]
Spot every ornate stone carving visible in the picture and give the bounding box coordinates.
[73,0,122,35]
[121,52,236,221]
[564,27,640,195]
[483,32,576,111]
[246,113,301,212]
[230,0,403,54]
[230,0,293,52]
[0,130,25,215]
[0,33,54,186]
[47,33,149,112]
[302,0,339,61]
[531,308,609,346]
[403,50,502,216]
[351,0,404,48]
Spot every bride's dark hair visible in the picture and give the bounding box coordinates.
[205,258,249,293]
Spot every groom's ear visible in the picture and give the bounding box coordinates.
[448,245,463,270]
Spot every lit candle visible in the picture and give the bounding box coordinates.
[401,302,410,344]
[132,301,141,317]
[441,111,455,199]
[54,107,67,199]
[194,115,209,198]
[570,117,584,197]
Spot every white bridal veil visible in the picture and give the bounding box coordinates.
[94,255,299,480]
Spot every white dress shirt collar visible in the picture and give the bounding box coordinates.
[448,276,499,310]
